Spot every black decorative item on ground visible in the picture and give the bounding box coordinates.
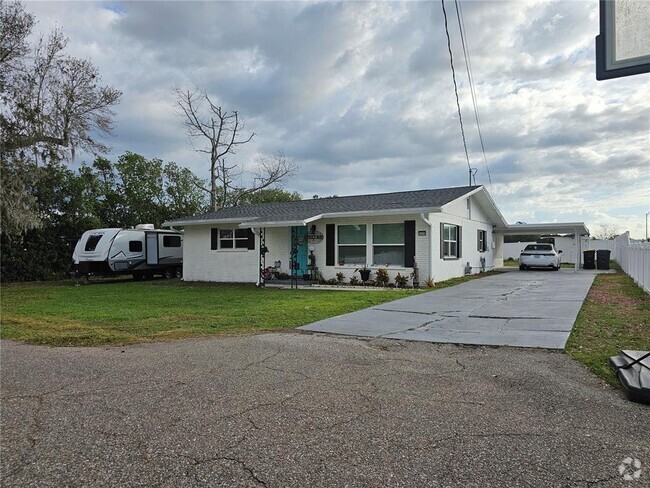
[609,350,650,404]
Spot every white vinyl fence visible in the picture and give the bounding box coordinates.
[612,232,650,294]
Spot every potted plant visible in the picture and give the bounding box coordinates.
[355,265,371,282]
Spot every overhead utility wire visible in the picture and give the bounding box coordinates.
[440,0,474,186]
[455,0,492,187]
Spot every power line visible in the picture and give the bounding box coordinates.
[440,0,473,187]
[455,0,492,187]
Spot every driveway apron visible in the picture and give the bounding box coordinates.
[300,270,597,349]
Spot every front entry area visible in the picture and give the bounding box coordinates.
[290,226,308,277]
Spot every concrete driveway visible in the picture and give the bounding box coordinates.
[2,334,648,487]
[300,269,598,349]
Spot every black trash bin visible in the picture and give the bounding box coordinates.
[596,249,611,270]
[583,250,596,270]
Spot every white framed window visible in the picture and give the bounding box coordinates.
[372,223,404,266]
[337,224,366,265]
[219,229,249,249]
[442,223,461,259]
[477,229,487,252]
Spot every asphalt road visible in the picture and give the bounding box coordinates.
[1,333,648,487]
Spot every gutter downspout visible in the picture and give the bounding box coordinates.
[252,227,261,286]
[420,213,433,281]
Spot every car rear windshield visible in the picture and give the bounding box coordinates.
[524,244,553,251]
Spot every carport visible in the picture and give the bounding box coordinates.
[493,222,590,272]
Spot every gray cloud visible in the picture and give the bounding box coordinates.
[24,0,650,238]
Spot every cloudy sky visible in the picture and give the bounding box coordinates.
[26,0,649,238]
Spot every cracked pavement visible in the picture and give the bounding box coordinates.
[301,269,600,349]
[2,333,649,487]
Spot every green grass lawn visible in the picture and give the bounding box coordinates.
[0,272,502,347]
[0,279,426,346]
[566,268,650,386]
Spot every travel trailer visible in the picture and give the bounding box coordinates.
[72,224,183,279]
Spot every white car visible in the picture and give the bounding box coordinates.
[519,243,562,271]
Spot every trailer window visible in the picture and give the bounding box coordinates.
[84,234,103,251]
[129,241,143,252]
[163,235,181,248]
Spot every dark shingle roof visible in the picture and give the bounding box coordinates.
[167,186,481,226]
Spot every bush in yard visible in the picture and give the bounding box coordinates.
[349,276,360,286]
[394,273,408,288]
[335,272,345,284]
[375,268,389,287]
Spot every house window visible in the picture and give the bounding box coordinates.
[163,235,181,248]
[129,240,143,252]
[477,230,487,252]
[219,229,249,249]
[442,223,461,259]
[337,225,366,265]
[372,223,404,266]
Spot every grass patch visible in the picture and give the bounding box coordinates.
[566,268,650,386]
[1,280,421,346]
[1,272,500,347]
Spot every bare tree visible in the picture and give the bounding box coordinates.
[593,224,620,240]
[174,87,296,211]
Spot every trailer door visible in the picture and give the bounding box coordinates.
[146,233,159,265]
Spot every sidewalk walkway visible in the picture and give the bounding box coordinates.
[300,269,597,349]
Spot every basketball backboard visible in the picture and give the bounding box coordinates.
[595,0,650,80]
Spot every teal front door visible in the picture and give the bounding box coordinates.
[291,226,308,275]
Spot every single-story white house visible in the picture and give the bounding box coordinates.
[164,185,590,285]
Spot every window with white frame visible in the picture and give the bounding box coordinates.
[477,229,487,252]
[219,229,249,249]
[372,223,404,266]
[337,225,366,265]
[442,223,461,259]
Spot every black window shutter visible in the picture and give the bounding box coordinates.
[211,228,218,250]
[477,230,481,252]
[247,229,255,250]
[404,220,416,267]
[458,226,462,258]
[326,224,335,266]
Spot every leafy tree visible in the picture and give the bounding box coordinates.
[238,188,302,205]
[174,87,297,210]
[0,0,121,161]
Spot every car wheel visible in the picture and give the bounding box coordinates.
[519,264,526,271]
[553,266,560,271]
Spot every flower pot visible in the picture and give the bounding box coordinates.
[359,269,371,282]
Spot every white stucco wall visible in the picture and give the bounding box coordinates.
[426,194,495,282]
[183,225,258,282]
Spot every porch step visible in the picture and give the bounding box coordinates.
[609,350,650,404]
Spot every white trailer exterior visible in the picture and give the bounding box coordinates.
[72,224,183,279]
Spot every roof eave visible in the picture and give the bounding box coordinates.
[162,217,257,227]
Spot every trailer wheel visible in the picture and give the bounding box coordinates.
[133,272,144,281]
[163,268,174,280]
[144,272,154,280]
[175,267,183,279]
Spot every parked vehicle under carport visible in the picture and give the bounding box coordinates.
[519,243,562,271]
